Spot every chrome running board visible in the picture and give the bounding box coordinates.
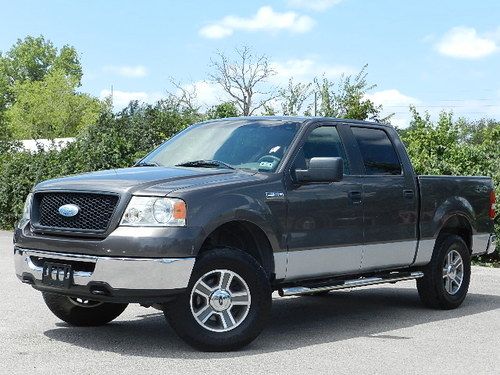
[279,271,424,297]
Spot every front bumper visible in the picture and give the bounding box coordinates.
[14,224,204,258]
[14,247,195,303]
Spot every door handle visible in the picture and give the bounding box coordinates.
[348,191,362,203]
[403,189,414,199]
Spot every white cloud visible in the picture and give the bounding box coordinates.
[178,81,227,108]
[440,97,500,120]
[271,58,356,84]
[287,0,342,11]
[366,89,500,128]
[366,89,420,108]
[99,89,162,109]
[103,65,148,78]
[435,26,497,59]
[178,80,276,114]
[200,25,233,39]
[365,89,421,128]
[199,6,315,39]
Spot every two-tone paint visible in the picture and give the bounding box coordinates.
[14,117,496,301]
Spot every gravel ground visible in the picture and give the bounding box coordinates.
[1,230,499,374]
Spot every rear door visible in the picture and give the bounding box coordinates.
[284,123,364,280]
[349,126,418,271]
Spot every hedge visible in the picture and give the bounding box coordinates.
[0,100,199,228]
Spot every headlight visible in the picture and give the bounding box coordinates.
[120,196,186,227]
[18,193,33,228]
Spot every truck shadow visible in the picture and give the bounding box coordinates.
[44,287,500,358]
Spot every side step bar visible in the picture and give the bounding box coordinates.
[279,271,424,297]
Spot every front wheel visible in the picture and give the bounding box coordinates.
[417,234,471,309]
[42,292,128,326]
[164,248,272,351]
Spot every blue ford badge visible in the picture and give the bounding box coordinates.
[58,204,79,217]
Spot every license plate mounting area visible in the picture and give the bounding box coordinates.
[42,262,73,289]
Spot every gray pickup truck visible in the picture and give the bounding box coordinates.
[14,117,496,351]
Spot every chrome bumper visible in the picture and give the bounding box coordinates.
[486,234,497,255]
[14,247,195,291]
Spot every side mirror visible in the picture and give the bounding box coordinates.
[295,157,344,183]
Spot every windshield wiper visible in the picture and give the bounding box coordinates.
[175,159,235,170]
[135,161,161,167]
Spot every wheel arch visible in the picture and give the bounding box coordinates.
[436,214,473,252]
[198,219,276,279]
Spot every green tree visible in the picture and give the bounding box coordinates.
[72,98,201,169]
[6,69,101,139]
[261,104,277,116]
[209,46,277,116]
[400,107,499,262]
[206,102,239,119]
[400,107,459,175]
[279,78,312,116]
[313,65,389,121]
[0,35,86,139]
[0,35,82,109]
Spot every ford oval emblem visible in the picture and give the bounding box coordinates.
[58,204,79,217]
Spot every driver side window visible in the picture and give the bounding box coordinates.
[293,126,350,174]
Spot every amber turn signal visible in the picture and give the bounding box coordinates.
[173,201,187,220]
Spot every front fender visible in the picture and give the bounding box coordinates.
[189,193,284,255]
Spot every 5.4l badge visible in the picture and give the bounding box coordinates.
[265,191,285,200]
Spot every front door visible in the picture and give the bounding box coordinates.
[285,125,364,280]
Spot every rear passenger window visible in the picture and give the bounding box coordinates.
[351,127,402,175]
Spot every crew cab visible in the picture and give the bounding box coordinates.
[14,117,496,351]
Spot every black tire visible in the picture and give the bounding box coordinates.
[417,234,471,309]
[42,292,128,326]
[164,247,272,352]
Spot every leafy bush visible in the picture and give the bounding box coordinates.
[400,108,500,264]
[1,101,498,267]
[0,99,200,229]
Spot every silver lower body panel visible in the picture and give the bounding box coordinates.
[486,234,496,255]
[472,233,492,255]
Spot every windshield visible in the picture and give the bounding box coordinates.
[142,119,302,172]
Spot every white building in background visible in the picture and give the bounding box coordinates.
[20,138,75,152]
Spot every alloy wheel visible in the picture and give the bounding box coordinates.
[190,269,251,332]
[442,249,464,295]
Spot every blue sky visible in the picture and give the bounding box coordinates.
[1,0,500,127]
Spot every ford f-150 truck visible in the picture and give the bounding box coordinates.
[14,117,496,351]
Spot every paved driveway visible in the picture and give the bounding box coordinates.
[1,230,499,374]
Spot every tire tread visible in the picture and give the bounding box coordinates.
[417,234,471,310]
[43,292,128,326]
[164,247,272,351]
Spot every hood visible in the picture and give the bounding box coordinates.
[34,166,247,195]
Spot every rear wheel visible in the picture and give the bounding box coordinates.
[42,292,128,326]
[417,234,471,309]
[164,248,272,351]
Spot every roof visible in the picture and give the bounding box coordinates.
[204,116,392,128]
